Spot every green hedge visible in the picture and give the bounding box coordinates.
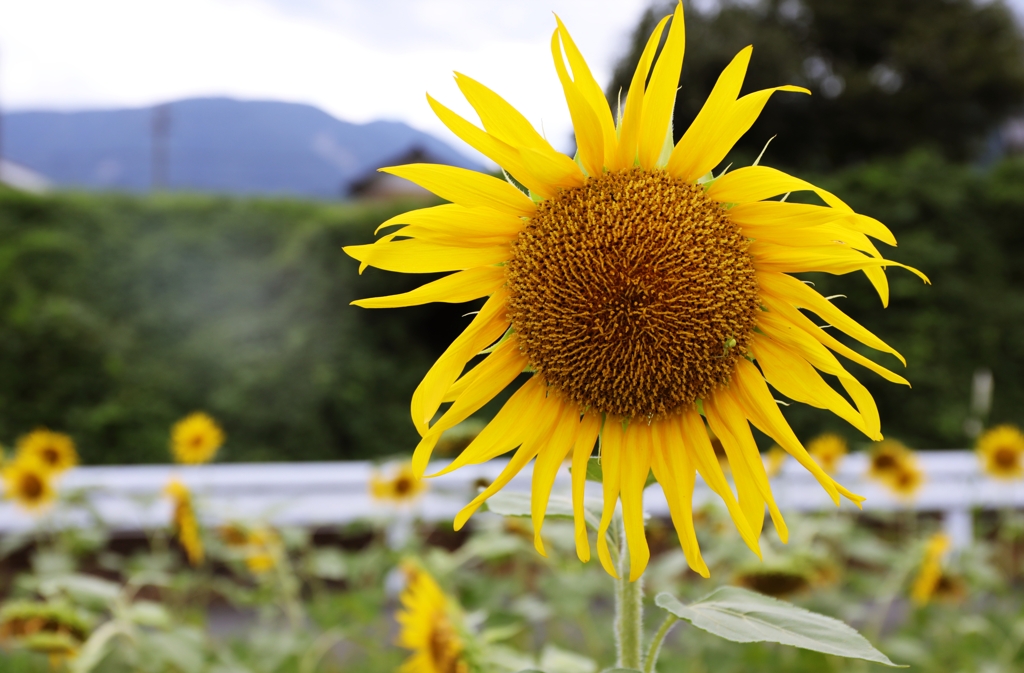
[0,191,476,464]
[1,152,1022,463]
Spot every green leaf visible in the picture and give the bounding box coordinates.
[482,490,574,519]
[583,457,656,489]
[601,669,642,672]
[655,587,903,667]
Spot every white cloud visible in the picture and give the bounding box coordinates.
[0,0,651,153]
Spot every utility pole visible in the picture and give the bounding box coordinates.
[151,103,172,190]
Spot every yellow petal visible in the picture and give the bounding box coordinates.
[751,333,871,437]
[611,15,671,171]
[596,417,624,578]
[344,239,509,274]
[424,337,527,439]
[428,93,562,200]
[678,409,761,557]
[709,165,897,246]
[531,400,581,556]
[729,358,848,504]
[751,241,927,295]
[454,72,556,153]
[651,417,709,577]
[638,2,686,170]
[410,290,509,437]
[572,411,602,563]
[758,272,906,365]
[760,292,910,387]
[666,46,751,181]
[381,163,535,216]
[431,377,548,476]
[375,203,524,238]
[352,266,505,309]
[621,422,652,581]
[551,29,605,177]
[453,395,561,528]
[706,390,788,542]
[552,15,618,163]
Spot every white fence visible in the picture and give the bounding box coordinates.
[0,451,1016,548]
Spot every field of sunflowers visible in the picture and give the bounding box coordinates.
[2,417,1024,672]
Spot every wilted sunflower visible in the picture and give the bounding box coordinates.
[346,3,924,581]
[911,533,950,605]
[807,433,847,475]
[16,429,77,474]
[867,439,912,483]
[976,424,1024,480]
[2,458,56,512]
[370,462,427,503]
[165,479,204,565]
[396,567,469,673]
[170,412,225,465]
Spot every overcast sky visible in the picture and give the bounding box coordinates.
[0,0,660,155]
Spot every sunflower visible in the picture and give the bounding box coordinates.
[765,445,788,478]
[886,461,925,500]
[164,479,204,566]
[244,527,281,575]
[346,3,925,581]
[396,567,469,673]
[15,429,77,474]
[911,533,951,605]
[170,412,225,465]
[806,433,847,475]
[976,424,1024,480]
[867,439,912,483]
[2,458,56,512]
[370,462,427,503]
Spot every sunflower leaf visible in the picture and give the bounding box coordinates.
[482,491,574,519]
[655,588,903,667]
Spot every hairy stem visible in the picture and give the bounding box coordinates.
[643,614,679,673]
[614,515,644,670]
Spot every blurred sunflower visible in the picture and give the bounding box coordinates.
[911,533,950,605]
[370,462,427,503]
[976,424,1024,480]
[165,479,204,565]
[244,527,280,575]
[396,567,469,673]
[170,412,225,465]
[347,2,924,580]
[0,599,91,665]
[807,433,847,475]
[2,458,55,512]
[16,429,77,474]
[867,440,912,483]
[887,461,925,500]
[765,445,788,478]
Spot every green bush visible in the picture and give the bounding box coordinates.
[0,190,474,464]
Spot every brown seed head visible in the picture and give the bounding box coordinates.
[505,167,760,419]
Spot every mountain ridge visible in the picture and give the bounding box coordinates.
[2,97,477,198]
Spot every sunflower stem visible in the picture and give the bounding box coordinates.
[643,614,679,673]
[613,513,644,670]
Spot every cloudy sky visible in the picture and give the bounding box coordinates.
[0,0,661,154]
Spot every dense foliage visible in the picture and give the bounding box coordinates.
[0,191,473,464]
[608,0,1024,170]
[0,152,1022,461]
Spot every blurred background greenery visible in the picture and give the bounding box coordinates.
[4,0,1024,463]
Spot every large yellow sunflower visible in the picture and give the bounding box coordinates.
[396,567,469,673]
[976,424,1024,480]
[346,3,925,581]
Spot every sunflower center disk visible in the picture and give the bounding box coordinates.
[505,167,760,419]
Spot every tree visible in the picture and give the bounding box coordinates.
[607,0,1024,170]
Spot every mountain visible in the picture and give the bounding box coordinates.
[1,98,477,198]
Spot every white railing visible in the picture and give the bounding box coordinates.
[0,450,1015,548]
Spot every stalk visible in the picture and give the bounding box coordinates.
[643,614,680,673]
[614,515,644,670]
